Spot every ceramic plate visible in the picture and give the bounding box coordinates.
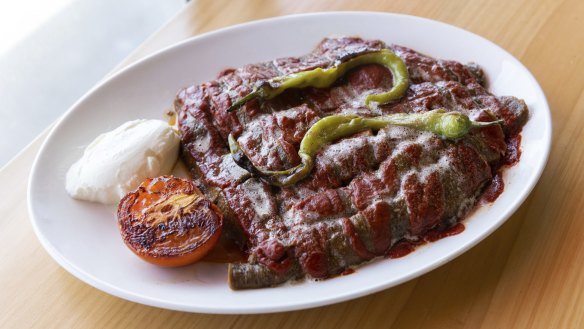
[28,12,551,313]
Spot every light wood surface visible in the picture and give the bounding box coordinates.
[1,0,583,327]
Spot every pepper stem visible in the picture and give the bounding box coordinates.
[227,89,261,112]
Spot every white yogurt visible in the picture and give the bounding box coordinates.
[65,119,180,204]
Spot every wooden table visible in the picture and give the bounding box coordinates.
[1,0,582,327]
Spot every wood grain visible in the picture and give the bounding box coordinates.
[2,0,583,328]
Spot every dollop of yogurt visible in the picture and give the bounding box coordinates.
[66,119,180,204]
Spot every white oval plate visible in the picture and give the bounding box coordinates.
[28,12,551,314]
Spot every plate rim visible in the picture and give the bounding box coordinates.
[27,11,552,314]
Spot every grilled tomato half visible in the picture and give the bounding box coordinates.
[117,175,223,267]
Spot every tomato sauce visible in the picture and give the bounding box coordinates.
[386,223,466,259]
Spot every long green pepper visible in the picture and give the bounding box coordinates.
[227,49,409,112]
[229,109,502,187]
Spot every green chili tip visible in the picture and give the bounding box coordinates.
[227,49,410,112]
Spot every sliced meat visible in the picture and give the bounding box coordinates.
[176,37,528,289]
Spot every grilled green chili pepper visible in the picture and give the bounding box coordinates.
[229,109,502,186]
[227,49,409,112]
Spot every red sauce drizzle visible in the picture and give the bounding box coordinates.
[424,223,466,242]
[341,268,355,276]
[386,223,466,259]
[386,240,422,259]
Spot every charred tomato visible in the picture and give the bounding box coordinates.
[117,176,223,267]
